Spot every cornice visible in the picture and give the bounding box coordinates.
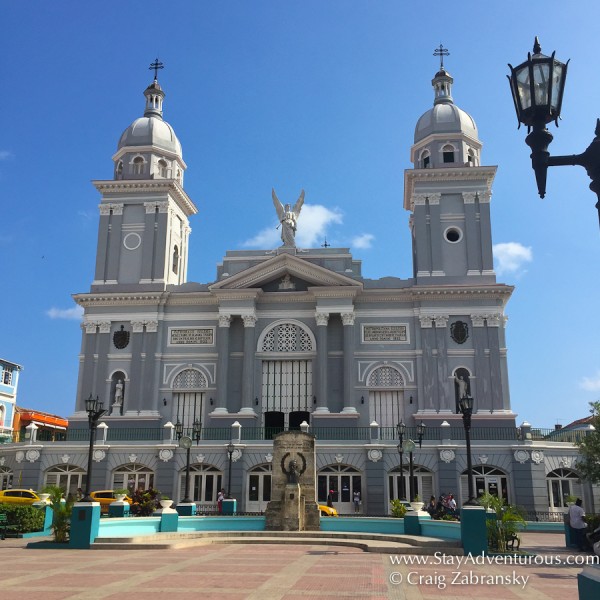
[92,179,197,217]
[73,292,166,308]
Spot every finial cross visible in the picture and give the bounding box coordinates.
[149,58,164,81]
[433,44,449,70]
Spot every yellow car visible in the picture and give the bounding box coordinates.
[0,489,41,505]
[318,504,339,516]
[89,490,132,514]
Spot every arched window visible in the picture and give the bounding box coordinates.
[172,245,179,274]
[367,366,405,428]
[132,156,145,175]
[44,465,86,497]
[172,369,207,432]
[420,150,431,169]
[113,463,154,492]
[0,405,5,427]
[467,148,477,166]
[178,464,222,508]
[0,467,13,490]
[158,159,169,178]
[260,322,314,353]
[115,161,123,179]
[110,371,126,416]
[461,465,508,504]
[442,144,455,164]
[547,468,581,510]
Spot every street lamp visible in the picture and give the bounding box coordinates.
[508,38,600,228]
[175,421,193,504]
[193,419,202,445]
[82,394,107,503]
[226,442,235,499]
[406,421,427,503]
[396,420,406,500]
[458,395,477,505]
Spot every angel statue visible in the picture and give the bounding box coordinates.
[272,188,305,248]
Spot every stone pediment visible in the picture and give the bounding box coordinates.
[209,253,362,291]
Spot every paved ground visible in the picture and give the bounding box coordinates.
[0,532,596,599]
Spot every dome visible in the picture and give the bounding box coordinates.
[117,117,182,156]
[413,68,479,144]
[414,103,478,143]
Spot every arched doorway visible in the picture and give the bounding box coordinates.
[172,368,208,435]
[178,464,223,511]
[246,464,272,513]
[461,465,509,504]
[388,465,434,506]
[44,465,86,496]
[317,465,362,514]
[113,463,154,492]
[547,468,581,511]
[367,366,406,428]
[0,467,13,490]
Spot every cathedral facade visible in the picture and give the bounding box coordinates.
[1,64,593,517]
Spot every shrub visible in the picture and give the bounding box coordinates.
[129,488,161,516]
[479,492,526,553]
[390,499,408,518]
[43,485,74,543]
[0,503,45,533]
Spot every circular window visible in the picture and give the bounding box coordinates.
[444,227,462,243]
[123,232,142,250]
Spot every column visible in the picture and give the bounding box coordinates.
[141,320,158,413]
[77,322,98,412]
[129,321,145,413]
[105,204,123,283]
[215,314,231,413]
[434,315,449,411]
[341,311,357,413]
[478,193,495,274]
[486,314,504,412]
[314,312,329,413]
[419,316,437,411]
[471,315,490,411]
[240,315,257,413]
[140,202,159,282]
[95,321,111,406]
[94,206,112,283]
[413,195,431,277]
[428,194,444,276]
[462,192,481,275]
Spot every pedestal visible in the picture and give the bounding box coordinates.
[404,512,421,536]
[108,502,130,518]
[69,502,101,549]
[460,505,487,556]
[176,502,197,516]
[222,498,237,515]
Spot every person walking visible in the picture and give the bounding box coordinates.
[353,490,361,513]
[568,498,588,551]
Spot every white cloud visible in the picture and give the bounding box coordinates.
[242,204,343,249]
[580,370,600,392]
[352,233,375,249]
[0,150,13,160]
[46,305,84,320]
[492,242,533,275]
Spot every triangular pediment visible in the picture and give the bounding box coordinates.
[209,253,362,291]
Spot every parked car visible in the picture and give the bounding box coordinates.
[90,490,132,514]
[318,504,339,516]
[0,489,41,505]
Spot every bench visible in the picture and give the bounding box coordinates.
[0,513,18,540]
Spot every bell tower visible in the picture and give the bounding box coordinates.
[404,50,497,285]
[91,64,197,292]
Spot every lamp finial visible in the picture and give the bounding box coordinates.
[533,37,542,55]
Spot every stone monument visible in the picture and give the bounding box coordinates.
[265,431,320,531]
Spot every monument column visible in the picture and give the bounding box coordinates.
[240,315,257,413]
[215,314,232,413]
[314,312,329,413]
[341,311,357,413]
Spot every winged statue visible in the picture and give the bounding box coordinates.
[272,188,305,248]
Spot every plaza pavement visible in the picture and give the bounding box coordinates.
[0,532,595,599]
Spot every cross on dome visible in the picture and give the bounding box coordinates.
[433,44,449,71]
[149,58,164,81]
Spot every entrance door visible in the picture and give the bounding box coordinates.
[246,465,272,512]
[317,465,362,514]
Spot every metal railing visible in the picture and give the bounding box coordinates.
[4,425,589,445]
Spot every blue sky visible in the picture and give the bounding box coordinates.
[1,1,598,428]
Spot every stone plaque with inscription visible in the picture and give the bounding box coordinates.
[169,328,214,345]
[363,325,407,342]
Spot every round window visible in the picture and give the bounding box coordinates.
[444,227,462,243]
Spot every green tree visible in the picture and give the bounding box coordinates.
[576,401,600,483]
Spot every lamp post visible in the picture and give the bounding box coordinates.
[405,421,426,503]
[458,395,477,505]
[396,420,406,500]
[226,442,235,499]
[508,37,600,228]
[82,394,107,503]
[175,421,193,504]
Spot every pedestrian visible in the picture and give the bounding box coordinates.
[426,495,437,517]
[217,488,225,514]
[568,498,588,551]
[353,490,361,513]
[327,490,334,508]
